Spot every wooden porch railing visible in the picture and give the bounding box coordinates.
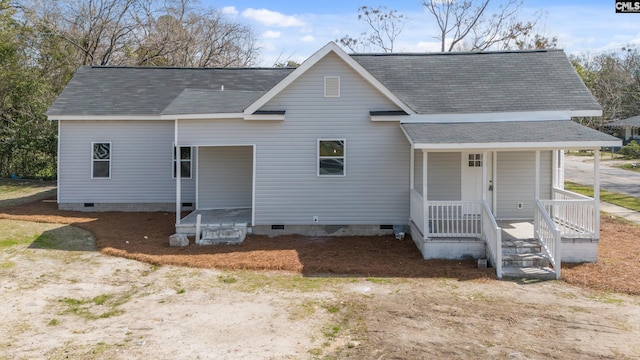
[481,201,502,279]
[540,187,595,238]
[535,200,561,280]
[426,201,482,237]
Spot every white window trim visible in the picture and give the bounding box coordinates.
[324,76,340,98]
[91,141,112,179]
[317,139,346,177]
[467,153,483,167]
[173,146,193,179]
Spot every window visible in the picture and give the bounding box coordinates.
[324,76,340,97]
[318,140,345,176]
[468,153,482,167]
[92,142,111,179]
[173,147,192,178]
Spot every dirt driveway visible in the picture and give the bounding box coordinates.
[1,219,640,359]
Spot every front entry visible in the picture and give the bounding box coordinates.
[461,152,483,201]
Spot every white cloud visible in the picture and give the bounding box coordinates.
[242,8,306,27]
[221,6,238,17]
[263,30,282,39]
[301,35,315,43]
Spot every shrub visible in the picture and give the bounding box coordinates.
[619,140,640,159]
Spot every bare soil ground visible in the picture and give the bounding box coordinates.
[1,186,640,359]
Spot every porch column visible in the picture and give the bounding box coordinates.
[482,151,488,202]
[535,151,540,199]
[422,149,428,240]
[552,150,558,189]
[594,148,601,236]
[175,119,181,225]
[410,145,415,190]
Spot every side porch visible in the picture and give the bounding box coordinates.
[401,120,620,280]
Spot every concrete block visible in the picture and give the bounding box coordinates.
[169,233,189,247]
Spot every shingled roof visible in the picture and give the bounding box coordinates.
[47,66,294,116]
[607,114,640,128]
[352,49,601,114]
[48,47,601,117]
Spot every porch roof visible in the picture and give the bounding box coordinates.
[162,88,263,115]
[607,114,640,128]
[402,120,621,150]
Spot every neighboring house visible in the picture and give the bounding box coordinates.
[607,114,640,144]
[48,42,620,279]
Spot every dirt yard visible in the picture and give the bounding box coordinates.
[1,185,640,359]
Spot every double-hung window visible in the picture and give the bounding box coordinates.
[173,147,192,178]
[92,142,111,179]
[318,140,345,176]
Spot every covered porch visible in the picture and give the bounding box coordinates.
[402,120,621,279]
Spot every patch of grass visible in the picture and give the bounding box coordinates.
[141,265,159,276]
[0,234,39,249]
[0,260,15,269]
[47,318,59,326]
[176,288,185,294]
[615,163,640,172]
[589,293,624,305]
[289,300,320,320]
[365,277,396,284]
[218,274,237,284]
[58,289,136,320]
[565,181,640,212]
[226,271,340,293]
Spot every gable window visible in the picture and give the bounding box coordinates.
[173,147,192,178]
[318,140,345,176]
[324,76,340,97]
[468,153,482,167]
[92,142,111,179]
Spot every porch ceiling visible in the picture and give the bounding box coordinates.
[402,120,621,150]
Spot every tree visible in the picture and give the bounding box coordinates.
[421,0,542,52]
[337,6,408,53]
[572,47,640,129]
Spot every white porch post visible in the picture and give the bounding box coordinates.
[552,149,558,189]
[422,149,428,240]
[594,148,601,236]
[492,152,497,214]
[482,151,488,202]
[175,120,181,225]
[535,151,540,200]
[410,145,415,190]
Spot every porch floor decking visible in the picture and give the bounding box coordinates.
[180,208,252,226]
[497,220,535,242]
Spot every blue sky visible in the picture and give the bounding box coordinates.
[205,0,640,66]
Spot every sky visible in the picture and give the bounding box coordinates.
[204,0,640,66]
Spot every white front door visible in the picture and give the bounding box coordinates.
[461,152,483,202]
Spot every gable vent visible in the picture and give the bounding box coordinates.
[324,76,340,98]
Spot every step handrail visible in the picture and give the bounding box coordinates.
[481,201,502,279]
[534,200,561,280]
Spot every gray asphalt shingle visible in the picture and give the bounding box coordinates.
[48,49,601,117]
[352,50,601,114]
[607,114,640,127]
[47,66,294,116]
[402,120,619,145]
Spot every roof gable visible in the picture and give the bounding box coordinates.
[244,42,414,115]
[352,50,602,116]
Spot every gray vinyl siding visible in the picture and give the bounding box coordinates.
[414,150,423,195]
[58,120,195,204]
[198,146,252,209]
[497,151,535,219]
[427,152,461,201]
[178,52,409,225]
[540,151,552,200]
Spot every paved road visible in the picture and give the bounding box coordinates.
[564,155,640,198]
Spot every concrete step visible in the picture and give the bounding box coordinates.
[502,253,550,268]
[502,266,557,280]
[196,224,247,245]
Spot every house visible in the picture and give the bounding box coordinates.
[607,114,640,145]
[47,42,621,279]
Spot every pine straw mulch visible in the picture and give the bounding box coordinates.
[2,198,639,294]
[0,198,495,280]
[562,215,640,295]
